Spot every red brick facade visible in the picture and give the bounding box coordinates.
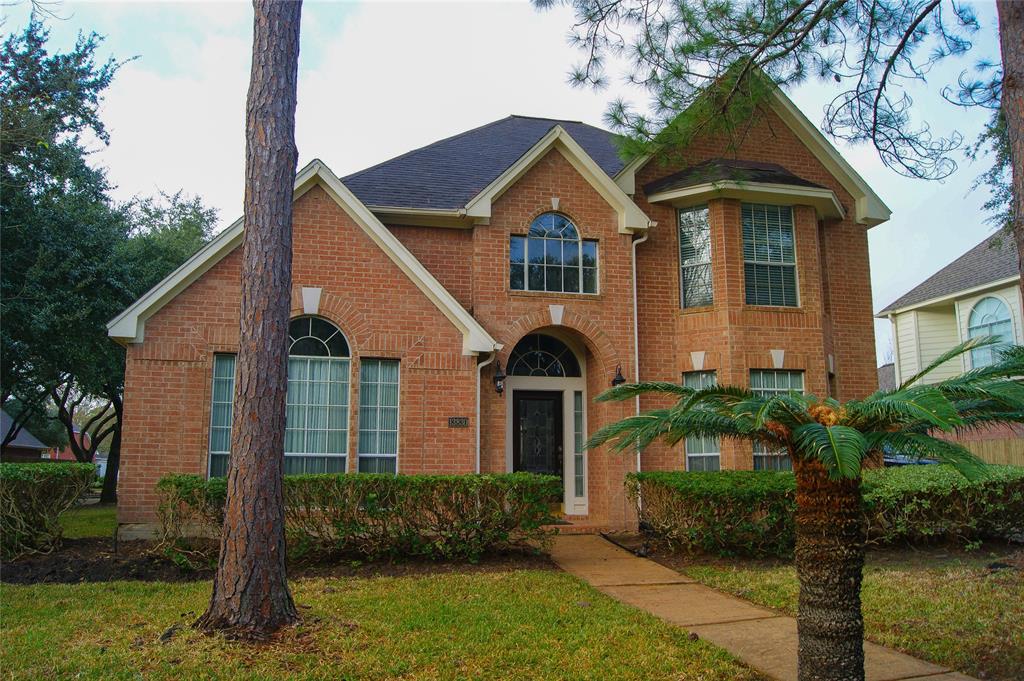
[116,110,878,533]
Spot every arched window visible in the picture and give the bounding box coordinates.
[968,297,1014,368]
[509,212,598,294]
[285,316,351,474]
[508,333,581,377]
[207,316,353,478]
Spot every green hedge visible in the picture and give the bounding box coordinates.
[0,463,96,559]
[628,465,1024,557]
[157,472,562,562]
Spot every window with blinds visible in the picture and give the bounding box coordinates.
[742,203,798,307]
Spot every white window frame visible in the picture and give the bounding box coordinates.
[678,206,714,309]
[967,295,1015,369]
[509,213,599,295]
[357,358,401,474]
[742,203,799,308]
[682,370,720,471]
[207,353,236,478]
[750,369,805,471]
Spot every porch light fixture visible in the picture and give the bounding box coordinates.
[493,360,506,394]
[611,365,626,387]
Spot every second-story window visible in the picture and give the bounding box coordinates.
[510,212,598,294]
[679,206,713,308]
[743,203,798,307]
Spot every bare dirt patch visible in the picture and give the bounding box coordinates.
[1,538,556,585]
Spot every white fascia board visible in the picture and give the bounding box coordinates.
[465,126,652,234]
[108,160,500,356]
[647,181,845,220]
[106,215,244,344]
[875,275,1021,318]
[766,88,891,226]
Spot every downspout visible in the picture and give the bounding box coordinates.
[631,230,650,474]
[476,351,497,474]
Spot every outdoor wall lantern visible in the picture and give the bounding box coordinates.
[611,365,626,387]
[493,360,507,395]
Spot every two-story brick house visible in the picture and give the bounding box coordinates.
[108,86,889,536]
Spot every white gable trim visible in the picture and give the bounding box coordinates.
[613,86,891,227]
[107,160,500,356]
[465,125,653,234]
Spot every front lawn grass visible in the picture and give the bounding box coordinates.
[1,570,764,680]
[685,552,1023,681]
[59,504,117,539]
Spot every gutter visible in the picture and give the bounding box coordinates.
[475,351,497,474]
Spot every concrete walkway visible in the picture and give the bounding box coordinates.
[550,535,977,681]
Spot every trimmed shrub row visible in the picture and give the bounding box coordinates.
[157,472,562,562]
[1,462,96,559]
[628,465,1024,557]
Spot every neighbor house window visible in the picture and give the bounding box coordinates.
[285,316,351,474]
[358,359,400,473]
[682,370,720,471]
[679,206,713,308]
[510,212,598,294]
[208,316,352,478]
[968,297,1014,368]
[743,203,798,307]
[750,369,804,471]
[207,354,236,478]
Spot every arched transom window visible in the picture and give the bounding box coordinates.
[285,316,351,474]
[968,296,1014,368]
[508,333,582,377]
[509,212,598,294]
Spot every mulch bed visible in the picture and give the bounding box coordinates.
[1,538,556,585]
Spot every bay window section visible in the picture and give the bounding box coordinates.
[743,203,798,307]
[750,369,804,471]
[358,359,400,473]
[682,370,720,471]
[678,206,713,308]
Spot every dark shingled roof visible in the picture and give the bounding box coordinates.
[643,158,825,196]
[0,409,48,451]
[878,233,1019,314]
[341,115,626,211]
[877,363,897,392]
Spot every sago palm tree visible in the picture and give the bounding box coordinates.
[587,338,1024,681]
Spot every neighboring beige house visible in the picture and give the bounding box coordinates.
[877,233,1023,464]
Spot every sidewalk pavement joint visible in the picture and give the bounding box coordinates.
[550,535,978,681]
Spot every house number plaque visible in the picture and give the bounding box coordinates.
[448,417,470,428]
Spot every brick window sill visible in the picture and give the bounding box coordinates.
[507,289,605,302]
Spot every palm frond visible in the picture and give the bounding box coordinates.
[793,423,867,479]
[673,384,754,413]
[844,386,962,431]
[898,337,999,389]
[593,381,694,403]
[864,431,987,480]
[585,409,675,452]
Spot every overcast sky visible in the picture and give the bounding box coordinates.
[3,0,1005,365]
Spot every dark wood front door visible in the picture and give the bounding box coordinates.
[512,390,563,479]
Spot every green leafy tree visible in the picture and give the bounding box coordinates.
[538,0,1024,296]
[587,338,1024,681]
[1,20,215,502]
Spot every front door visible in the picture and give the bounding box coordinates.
[512,390,564,483]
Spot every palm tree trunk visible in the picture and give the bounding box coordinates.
[793,457,865,681]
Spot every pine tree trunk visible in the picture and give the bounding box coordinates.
[99,392,121,504]
[997,1,1024,300]
[195,0,302,639]
[793,457,865,681]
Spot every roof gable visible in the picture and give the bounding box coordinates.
[108,161,499,355]
[878,233,1020,315]
[464,125,651,234]
[0,409,48,451]
[342,115,626,211]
